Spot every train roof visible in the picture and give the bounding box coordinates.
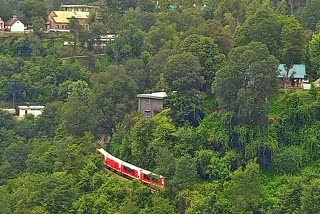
[96,148,163,177]
[97,148,140,170]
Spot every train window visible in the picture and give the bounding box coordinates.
[123,165,135,174]
[144,173,159,182]
[143,174,151,180]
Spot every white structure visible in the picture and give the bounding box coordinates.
[0,17,4,30]
[5,16,25,32]
[100,34,117,42]
[0,108,16,115]
[302,80,311,90]
[18,105,45,117]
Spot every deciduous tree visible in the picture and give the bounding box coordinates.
[213,42,279,126]
[180,34,225,89]
[301,0,320,30]
[225,160,265,213]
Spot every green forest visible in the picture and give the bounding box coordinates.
[1,0,320,213]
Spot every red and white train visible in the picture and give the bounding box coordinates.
[96,148,165,188]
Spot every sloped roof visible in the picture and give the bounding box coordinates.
[5,16,21,26]
[278,64,306,79]
[51,11,90,23]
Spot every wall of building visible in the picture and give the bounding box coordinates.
[0,22,4,30]
[138,98,164,118]
[18,108,44,117]
[10,21,24,32]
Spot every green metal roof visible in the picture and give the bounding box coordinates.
[278,64,306,79]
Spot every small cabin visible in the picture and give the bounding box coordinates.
[137,92,167,118]
[278,64,307,88]
[18,105,45,118]
[5,16,25,32]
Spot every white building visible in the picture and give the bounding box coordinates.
[5,16,25,32]
[18,105,45,118]
[0,17,4,30]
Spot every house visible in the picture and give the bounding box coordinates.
[137,92,167,118]
[18,105,45,118]
[0,17,4,30]
[60,4,100,13]
[5,16,25,32]
[278,64,306,87]
[46,11,90,31]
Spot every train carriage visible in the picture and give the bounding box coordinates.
[96,148,164,188]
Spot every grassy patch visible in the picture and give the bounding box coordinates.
[268,92,287,117]
[202,94,218,115]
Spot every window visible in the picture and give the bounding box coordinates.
[57,25,59,29]
[123,165,135,174]
[145,98,150,104]
[145,111,152,118]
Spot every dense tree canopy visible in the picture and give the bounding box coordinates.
[213,42,279,126]
[0,0,320,213]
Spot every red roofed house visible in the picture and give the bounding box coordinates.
[5,16,25,32]
[0,18,4,31]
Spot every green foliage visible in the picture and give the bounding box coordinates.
[140,196,175,214]
[281,16,306,65]
[185,182,232,214]
[309,33,320,76]
[186,19,234,55]
[145,22,179,55]
[164,52,204,93]
[170,154,197,192]
[213,42,279,126]
[60,88,102,137]
[302,178,320,213]
[1,2,320,213]
[207,154,231,181]
[268,92,287,117]
[90,65,137,135]
[225,160,266,213]
[130,118,157,168]
[180,34,225,89]
[108,24,145,63]
[272,146,307,174]
[235,8,283,58]
[195,150,215,179]
[271,177,303,213]
[167,91,205,127]
[301,121,320,160]
[0,0,13,21]
[146,49,178,89]
[301,0,320,30]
